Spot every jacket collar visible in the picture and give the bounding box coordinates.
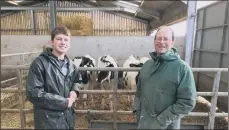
[149,47,180,62]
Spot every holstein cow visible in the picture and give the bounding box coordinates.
[97,55,124,110]
[135,56,150,84]
[72,54,96,108]
[123,55,150,106]
[123,55,141,105]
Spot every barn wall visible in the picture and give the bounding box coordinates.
[1,35,185,64]
[1,35,185,81]
[1,1,147,36]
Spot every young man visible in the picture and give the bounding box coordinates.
[26,26,87,129]
[133,26,196,129]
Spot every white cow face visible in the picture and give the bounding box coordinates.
[97,55,118,84]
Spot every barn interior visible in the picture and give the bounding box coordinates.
[1,0,228,129]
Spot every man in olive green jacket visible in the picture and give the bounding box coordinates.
[133,26,196,129]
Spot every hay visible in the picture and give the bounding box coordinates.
[1,95,228,129]
[1,93,19,108]
[56,15,93,36]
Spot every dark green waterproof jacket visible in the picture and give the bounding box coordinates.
[134,48,196,129]
[26,48,84,129]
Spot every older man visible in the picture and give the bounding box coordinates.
[133,26,196,129]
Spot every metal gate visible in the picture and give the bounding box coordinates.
[1,66,228,129]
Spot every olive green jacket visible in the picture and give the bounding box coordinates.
[134,48,196,129]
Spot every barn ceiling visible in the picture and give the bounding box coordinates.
[1,0,187,30]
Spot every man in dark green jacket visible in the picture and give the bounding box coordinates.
[133,26,196,129]
[26,26,87,129]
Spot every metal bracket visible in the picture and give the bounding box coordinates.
[191,13,196,18]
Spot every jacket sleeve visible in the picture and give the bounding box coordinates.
[156,64,196,126]
[26,58,68,111]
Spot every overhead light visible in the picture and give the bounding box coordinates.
[119,1,139,7]
[124,8,136,14]
[7,0,23,5]
[91,0,96,3]
[181,0,188,4]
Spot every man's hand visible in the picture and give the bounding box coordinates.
[69,91,77,101]
[67,98,75,108]
[67,91,78,108]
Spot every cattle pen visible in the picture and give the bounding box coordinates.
[1,0,228,129]
[1,63,228,129]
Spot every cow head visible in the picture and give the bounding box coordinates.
[97,55,118,84]
[73,56,95,82]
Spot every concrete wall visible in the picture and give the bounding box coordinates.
[1,35,185,83]
[1,35,185,65]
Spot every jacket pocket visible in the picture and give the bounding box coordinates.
[160,78,177,96]
[154,90,175,114]
[65,108,76,128]
[44,110,65,129]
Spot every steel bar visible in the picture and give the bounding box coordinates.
[1,65,228,72]
[194,49,227,54]
[1,6,124,11]
[0,127,105,130]
[30,10,36,35]
[219,1,228,68]
[1,109,228,117]
[1,51,42,57]
[113,71,118,129]
[185,1,197,66]
[1,75,28,84]
[208,71,221,129]
[1,88,228,96]
[49,1,56,31]
[195,6,206,91]
[1,29,48,31]
[196,24,228,31]
[16,69,25,129]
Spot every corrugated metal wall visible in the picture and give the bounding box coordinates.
[1,1,147,36]
[193,1,228,112]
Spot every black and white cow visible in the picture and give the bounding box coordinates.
[123,55,150,105]
[97,55,124,110]
[135,57,150,84]
[72,54,96,108]
[97,55,124,88]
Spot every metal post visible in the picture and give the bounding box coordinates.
[87,110,92,129]
[49,0,57,31]
[146,21,151,36]
[17,69,25,129]
[208,71,221,129]
[185,1,197,66]
[113,71,118,130]
[30,10,36,35]
[22,55,25,65]
[195,7,206,91]
[219,1,228,68]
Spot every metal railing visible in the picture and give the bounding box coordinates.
[0,65,228,129]
[1,51,41,86]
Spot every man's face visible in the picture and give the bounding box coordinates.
[154,27,174,54]
[51,34,70,54]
